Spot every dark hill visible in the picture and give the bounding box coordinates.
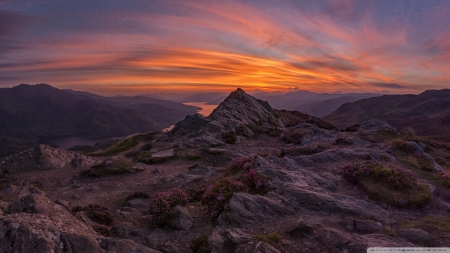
[324,89,450,141]
[0,84,198,156]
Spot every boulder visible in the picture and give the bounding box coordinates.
[168,206,193,230]
[357,119,398,133]
[254,241,281,253]
[208,227,253,253]
[345,217,383,233]
[396,228,431,244]
[110,222,138,238]
[218,192,294,226]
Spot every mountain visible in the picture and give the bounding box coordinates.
[202,90,381,117]
[0,84,198,156]
[324,89,450,141]
[1,88,449,252]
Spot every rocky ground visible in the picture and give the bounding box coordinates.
[0,88,450,253]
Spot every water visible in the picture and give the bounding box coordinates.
[42,102,218,149]
[183,102,217,117]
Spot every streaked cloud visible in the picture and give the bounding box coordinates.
[0,0,449,94]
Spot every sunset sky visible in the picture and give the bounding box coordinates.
[1,0,449,95]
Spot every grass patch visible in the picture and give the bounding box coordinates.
[253,232,282,245]
[93,224,110,236]
[360,130,399,143]
[221,131,237,144]
[437,172,450,187]
[141,142,152,150]
[399,215,450,243]
[390,140,416,155]
[81,159,136,178]
[90,134,142,156]
[342,161,431,207]
[280,143,326,157]
[280,128,308,144]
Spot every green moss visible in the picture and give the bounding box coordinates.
[253,232,282,245]
[90,134,142,156]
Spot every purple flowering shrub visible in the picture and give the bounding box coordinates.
[72,204,114,225]
[341,162,430,207]
[439,172,450,187]
[201,178,247,218]
[148,188,189,225]
[242,168,269,194]
[86,204,114,225]
[92,224,110,236]
[228,155,255,174]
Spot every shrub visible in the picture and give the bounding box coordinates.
[92,224,110,236]
[280,128,306,144]
[81,159,135,178]
[141,142,152,150]
[242,168,269,194]
[86,204,114,225]
[221,131,237,144]
[341,162,430,207]
[187,187,206,202]
[228,155,255,174]
[148,189,189,225]
[90,134,142,156]
[201,178,247,218]
[391,140,416,155]
[126,192,149,201]
[414,153,435,172]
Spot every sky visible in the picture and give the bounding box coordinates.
[0,0,449,95]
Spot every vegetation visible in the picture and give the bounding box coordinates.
[148,189,189,225]
[400,215,450,243]
[0,135,37,158]
[185,153,202,160]
[280,128,307,144]
[141,142,152,150]
[90,134,142,156]
[73,204,114,225]
[228,156,255,174]
[342,161,431,207]
[92,224,110,236]
[80,159,135,177]
[344,124,360,132]
[438,172,450,187]
[201,178,247,218]
[280,143,326,157]
[241,168,269,194]
[253,232,282,245]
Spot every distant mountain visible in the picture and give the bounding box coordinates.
[0,84,198,155]
[324,89,450,141]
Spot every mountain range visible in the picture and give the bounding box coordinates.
[324,89,450,141]
[0,84,198,157]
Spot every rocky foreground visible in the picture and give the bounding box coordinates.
[0,88,450,253]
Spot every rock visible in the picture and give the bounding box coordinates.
[153,167,163,174]
[99,238,162,253]
[188,165,213,175]
[131,162,146,172]
[178,173,205,184]
[345,217,383,233]
[409,141,444,172]
[396,228,431,244]
[168,206,193,230]
[285,217,315,235]
[292,148,389,166]
[159,241,183,253]
[218,192,294,226]
[189,136,224,147]
[152,149,175,158]
[111,222,138,238]
[170,113,211,136]
[7,193,54,214]
[357,119,398,133]
[70,153,99,168]
[208,227,253,253]
[128,198,149,209]
[254,241,281,253]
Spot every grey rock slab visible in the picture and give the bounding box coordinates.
[397,228,431,244]
[168,206,193,230]
[345,217,383,233]
[152,149,174,158]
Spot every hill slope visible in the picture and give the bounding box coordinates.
[324,89,450,140]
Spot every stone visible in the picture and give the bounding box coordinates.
[128,198,149,209]
[152,149,175,158]
[396,228,431,244]
[168,206,193,230]
[357,119,398,133]
[254,241,281,253]
[111,222,138,238]
[345,217,383,233]
[159,241,183,253]
[208,227,253,253]
[286,218,315,235]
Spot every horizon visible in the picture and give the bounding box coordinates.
[1,1,450,95]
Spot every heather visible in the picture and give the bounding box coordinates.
[148,188,189,225]
[342,162,431,207]
[201,178,247,218]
